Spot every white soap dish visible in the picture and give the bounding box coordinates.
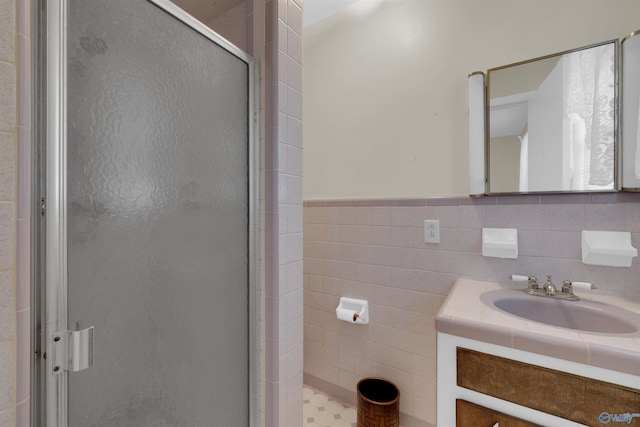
[582,230,637,267]
[482,228,518,259]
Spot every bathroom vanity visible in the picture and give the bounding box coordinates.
[436,278,640,427]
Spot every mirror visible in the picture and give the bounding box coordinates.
[487,40,619,194]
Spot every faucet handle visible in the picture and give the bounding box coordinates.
[572,281,597,290]
[511,275,538,289]
[561,280,573,294]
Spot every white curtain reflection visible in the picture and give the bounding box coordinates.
[566,113,587,190]
[564,44,615,187]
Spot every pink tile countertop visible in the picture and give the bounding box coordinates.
[435,278,640,376]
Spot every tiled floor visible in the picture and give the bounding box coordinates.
[303,385,357,427]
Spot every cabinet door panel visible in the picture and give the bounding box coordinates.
[456,400,542,427]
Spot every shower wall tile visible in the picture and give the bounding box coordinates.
[287,116,302,149]
[0,62,16,131]
[0,271,15,343]
[277,0,286,20]
[0,0,15,62]
[15,308,28,403]
[0,132,15,201]
[287,0,302,35]
[304,195,640,426]
[16,127,28,218]
[0,409,15,427]
[286,28,302,65]
[0,340,14,412]
[0,203,15,272]
[14,2,30,426]
[278,84,288,113]
[16,34,28,129]
[15,220,28,310]
[0,0,21,427]
[287,57,302,92]
[277,19,287,52]
[286,88,302,121]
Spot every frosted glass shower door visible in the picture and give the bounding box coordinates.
[44,1,258,426]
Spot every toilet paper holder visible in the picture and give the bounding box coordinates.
[336,297,369,324]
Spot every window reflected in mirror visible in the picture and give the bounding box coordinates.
[487,41,618,194]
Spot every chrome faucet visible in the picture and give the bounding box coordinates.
[542,276,556,296]
[514,274,580,301]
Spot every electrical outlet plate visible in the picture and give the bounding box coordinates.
[424,220,440,243]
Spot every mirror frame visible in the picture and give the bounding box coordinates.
[484,39,620,195]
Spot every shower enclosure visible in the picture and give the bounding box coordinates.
[36,1,259,425]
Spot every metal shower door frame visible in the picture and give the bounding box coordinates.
[42,1,261,426]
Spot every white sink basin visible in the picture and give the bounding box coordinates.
[481,289,640,335]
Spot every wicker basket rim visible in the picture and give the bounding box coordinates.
[356,377,400,406]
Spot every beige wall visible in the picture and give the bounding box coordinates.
[303,0,640,198]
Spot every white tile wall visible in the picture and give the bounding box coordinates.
[304,195,640,426]
[277,1,303,425]
[264,0,304,425]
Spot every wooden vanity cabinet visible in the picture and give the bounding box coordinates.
[437,331,640,426]
[456,348,640,426]
[457,400,542,427]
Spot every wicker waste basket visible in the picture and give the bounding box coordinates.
[356,377,400,427]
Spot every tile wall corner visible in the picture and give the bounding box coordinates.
[264,0,304,425]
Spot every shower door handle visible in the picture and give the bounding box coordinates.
[52,326,95,375]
